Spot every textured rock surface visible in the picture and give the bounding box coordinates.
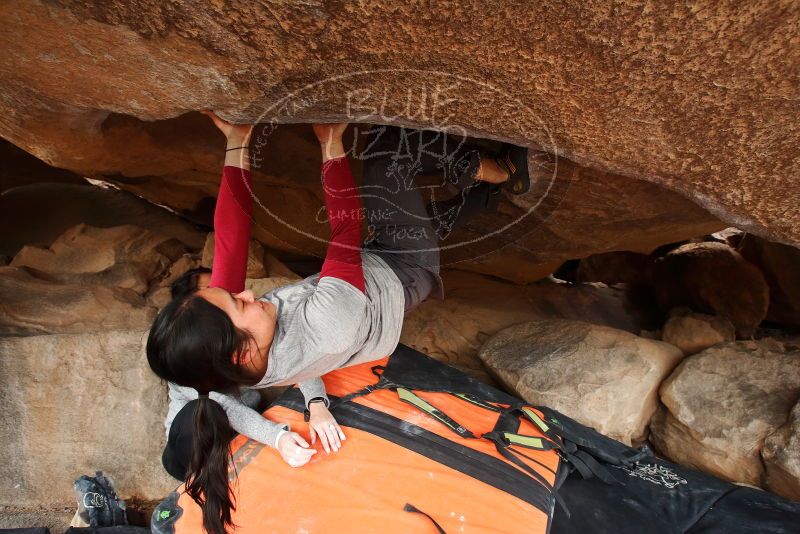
[201,232,297,280]
[738,234,800,327]
[652,339,800,489]
[11,224,187,295]
[662,309,736,356]
[438,156,725,282]
[762,401,800,501]
[2,112,725,284]
[0,1,796,248]
[20,1,800,282]
[0,266,155,335]
[711,227,746,249]
[653,242,770,338]
[401,270,655,383]
[0,330,175,506]
[478,319,684,444]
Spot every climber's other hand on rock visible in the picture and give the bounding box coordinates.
[313,123,348,146]
[313,123,348,162]
[202,110,253,145]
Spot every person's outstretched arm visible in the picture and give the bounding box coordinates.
[314,123,366,293]
[203,111,255,294]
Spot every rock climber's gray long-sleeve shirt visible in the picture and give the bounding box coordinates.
[164,251,404,449]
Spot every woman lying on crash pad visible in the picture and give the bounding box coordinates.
[146,111,529,534]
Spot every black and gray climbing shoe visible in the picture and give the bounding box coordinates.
[72,471,128,527]
[495,143,531,195]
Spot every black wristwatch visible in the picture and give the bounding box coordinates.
[303,397,327,422]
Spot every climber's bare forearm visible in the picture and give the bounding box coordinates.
[225,135,251,170]
[201,110,253,170]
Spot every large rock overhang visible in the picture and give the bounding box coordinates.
[1,1,796,279]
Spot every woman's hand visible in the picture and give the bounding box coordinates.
[202,110,254,145]
[203,110,253,169]
[308,402,346,453]
[313,123,348,145]
[313,123,348,162]
[276,432,317,467]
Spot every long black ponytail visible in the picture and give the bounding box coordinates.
[147,292,257,534]
[186,396,238,534]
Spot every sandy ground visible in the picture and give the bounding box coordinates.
[0,499,157,532]
[0,506,73,533]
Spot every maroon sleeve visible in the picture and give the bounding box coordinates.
[209,166,253,293]
[318,156,365,293]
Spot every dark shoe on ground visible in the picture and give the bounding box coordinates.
[72,471,128,527]
[495,143,531,195]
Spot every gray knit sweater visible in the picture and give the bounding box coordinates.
[163,252,404,449]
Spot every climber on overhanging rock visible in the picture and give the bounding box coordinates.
[146,111,530,534]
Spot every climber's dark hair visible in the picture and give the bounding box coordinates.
[147,293,257,534]
[170,266,212,300]
[186,396,238,534]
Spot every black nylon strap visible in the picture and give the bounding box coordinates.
[403,503,447,533]
[621,448,649,466]
[329,378,395,408]
[505,444,558,477]
[303,392,555,513]
[331,378,572,499]
[564,451,595,480]
[518,407,566,449]
[396,388,477,439]
[487,436,571,518]
[573,450,623,485]
[485,434,554,492]
[453,392,503,412]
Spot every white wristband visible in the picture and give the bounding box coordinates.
[273,425,290,449]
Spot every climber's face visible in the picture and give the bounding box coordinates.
[197,287,276,376]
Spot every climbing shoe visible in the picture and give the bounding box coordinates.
[72,471,128,527]
[495,143,531,195]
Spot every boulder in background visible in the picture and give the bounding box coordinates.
[0,266,155,336]
[762,400,800,502]
[0,330,176,506]
[738,234,800,328]
[651,339,800,489]
[478,318,684,444]
[661,308,736,356]
[652,242,769,338]
[401,271,656,384]
[11,224,186,295]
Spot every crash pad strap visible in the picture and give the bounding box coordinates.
[332,375,396,407]
[403,503,447,534]
[396,388,477,439]
[331,375,629,492]
[275,390,555,513]
[452,392,503,412]
[396,389,560,453]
